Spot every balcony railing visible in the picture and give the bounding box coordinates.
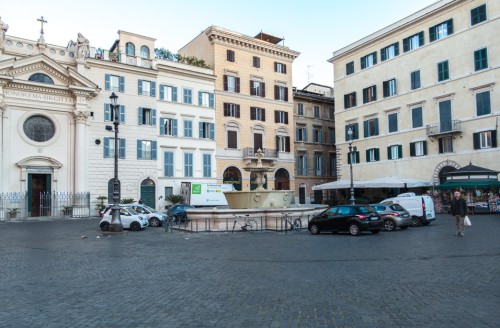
[242,148,277,159]
[426,120,462,137]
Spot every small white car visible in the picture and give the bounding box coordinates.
[102,204,167,227]
[99,206,148,231]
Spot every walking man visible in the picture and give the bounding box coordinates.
[450,191,467,237]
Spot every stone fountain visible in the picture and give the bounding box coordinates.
[223,149,294,208]
[183,149,327,231]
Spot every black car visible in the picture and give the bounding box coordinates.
[166,204,194,223]
[308,205,383,236]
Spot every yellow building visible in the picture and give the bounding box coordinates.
[329,0,499,192]
[180,26,300,191]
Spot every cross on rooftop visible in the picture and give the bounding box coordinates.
[37,16,47,36]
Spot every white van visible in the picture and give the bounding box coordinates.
[381,192,436,226]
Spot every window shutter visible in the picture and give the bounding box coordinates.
[360,57,366,70]
[210,123,214,140]
[105,74,110,90]
[423,141,427,155]
[344,94,349,109]
[119,76,125,92]
[160,118,165,135]
[285,112,289,124]
[398,145,403,158]
[104,137,109,157]
[152,141,157,160]
[137,140,142,159]
[363,121,368,138]
[274,111,279,123]
[138,80,142,95]
[223,75,228,91]
[120,105,125,123]
[274,62,277,72]
[274,85,279,100]
[160,85,164,100]
[173,119,178,136]
[447,19,454,35]
[138,107,143,125]
[383,81,389,97]
[275,136,279,151]
[262,109,266,121]
[283,64,287,74]
[119,138,126,159]
[262,83,266,97]
[199,122,203,138]
[250,107,256,120]
[374,118,379,135]
[356,152,360,164]
[375,149,380,161]
[172,87,178,102]
[236,105,240,118]
[381,48,386,62]
[439,139,444,153]
[296,128,300,142]
[403,37,409,52]
[394,43,399,56]
[284,87,289,101]
[418,31,424,46]
[473,132,480,149]
[429,26,436,42]
[198,91,202,106]
[353,123,359,139]
[387,146,392,160]
[224,103,228,116]
[285,136,290,152]
[151,81,156,97]
[366,149,370,162]
[250,82,255,96]
[209,93,214,108]
[152,109,156,126]
[104,104,111,121]
[373,52,377,65]
[410,142,416,156]
[235,77,240,93]
[304,128,308,142]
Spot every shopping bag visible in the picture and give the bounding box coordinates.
[464,215,472,226]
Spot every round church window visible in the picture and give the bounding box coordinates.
[23,115,56,142]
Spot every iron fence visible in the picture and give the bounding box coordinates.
[0,192,90,221]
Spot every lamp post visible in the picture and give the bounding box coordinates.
[347,127,355,205]
[108,92,123,232]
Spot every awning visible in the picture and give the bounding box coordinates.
[312,176,432,190]
[436,180,500,189]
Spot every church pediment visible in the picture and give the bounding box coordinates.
[17,156,63,169]
[0,54,99,94]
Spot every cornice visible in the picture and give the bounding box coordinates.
[206,27,300,61]
[7,82,72,96]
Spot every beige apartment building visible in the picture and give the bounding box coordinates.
[180,26,300,192]
[329,0,499,194]
[293,83,336,204]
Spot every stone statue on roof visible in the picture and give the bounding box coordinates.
[77,33,90,60]
[0,17,9,47]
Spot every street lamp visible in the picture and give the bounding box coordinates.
[108,92,123,232]
[347,127,356,205]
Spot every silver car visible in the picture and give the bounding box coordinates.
[370,203,411,231]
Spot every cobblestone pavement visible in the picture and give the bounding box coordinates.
[0,214,499,328]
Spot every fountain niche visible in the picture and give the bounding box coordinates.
[223,149,294,209]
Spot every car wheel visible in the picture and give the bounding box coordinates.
[100,222,110,231]
[411,217,421,227]
[384,220,396,231]
[309,224,320,235]
[349,223,360,236]
[149,217,160,227]
[400,226,409,230]
[372,229,380,234]
[130,222,141,231]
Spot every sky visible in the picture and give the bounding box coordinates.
[1,0,437,89]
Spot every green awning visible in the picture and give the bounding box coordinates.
[436,180,500,189]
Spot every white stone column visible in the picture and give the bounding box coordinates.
[74,110,89,193]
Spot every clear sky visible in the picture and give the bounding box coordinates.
[1,0,436,89]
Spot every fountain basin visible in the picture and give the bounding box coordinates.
[223,190,294,209]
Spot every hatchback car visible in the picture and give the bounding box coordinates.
[308,205,383,236]
[99,206,148,231]
[166,204,194,223]
[370,203,411,231]
[102,204,167,227]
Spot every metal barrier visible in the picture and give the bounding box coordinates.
[172,215,312,233]
[0,191,90,221]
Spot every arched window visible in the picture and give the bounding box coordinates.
[140,46,150,59]
[28,73,54,84]
[274,168,290,190]
[125,42,135,56]
[223,166,242,191]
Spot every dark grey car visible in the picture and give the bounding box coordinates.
[370,203,411,231]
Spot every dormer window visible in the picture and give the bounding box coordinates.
[140,46,150,59]
[126,42,135,56]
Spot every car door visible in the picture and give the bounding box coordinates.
[322,207,338,231]
[333,206,353,230]
[119,208,134,228]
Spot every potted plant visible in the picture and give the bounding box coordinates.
[7,208,20,220]
[62,205,73,217]
[109,49,120,62]
[96,196,108,217]
[95,47,104,59]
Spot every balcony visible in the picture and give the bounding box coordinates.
[426,120,462,139]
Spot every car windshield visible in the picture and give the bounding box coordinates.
[142,205,156,212]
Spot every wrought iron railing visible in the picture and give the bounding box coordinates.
[426,120,462,136]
